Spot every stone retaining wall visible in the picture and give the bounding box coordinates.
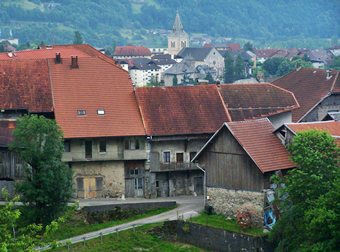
[207,187,265,227]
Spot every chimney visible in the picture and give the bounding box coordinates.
[70,56,79,69]
[55,52,62,64]
[326,69,332,80]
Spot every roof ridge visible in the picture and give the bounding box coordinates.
[330,71,340,93]
[216,85,232,122]
[268,82,300,110]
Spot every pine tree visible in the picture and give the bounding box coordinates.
[224,52,234,83]
[234,55,245,81]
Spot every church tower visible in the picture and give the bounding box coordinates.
[167,11,189,56]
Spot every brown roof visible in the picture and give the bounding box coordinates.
[227,119,295,173]
[254,49,280,58]
[135,85,230,136]
[0,59,53,112]
[273,68,340,122]
[0,44,145,139]
[114,46,151,57]
[49,57,145,139]
[285,121,340,137]
[218,83,299,121]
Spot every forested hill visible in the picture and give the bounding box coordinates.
[0,0,339,48]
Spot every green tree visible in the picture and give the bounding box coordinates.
[172,75,178,86]
[73,31,84,44]
[243,42,254,52]
[330,56,340,70]
[10,115,73,225]
[234,55,245,80]
[270,130,340,252]
[263,57,285,76]
[205,72,215,84]
[224,52,234,83]
[276,58,294,76]
[0,189,61,251]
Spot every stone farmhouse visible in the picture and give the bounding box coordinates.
[0,45,300,199]
[273,68,340,122]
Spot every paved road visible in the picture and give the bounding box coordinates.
[53,196,204,248]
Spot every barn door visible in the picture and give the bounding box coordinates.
[194,177,203,195]
[84,177,96,198]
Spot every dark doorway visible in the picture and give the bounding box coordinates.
[85,141,92,159]
[194,176,203,195]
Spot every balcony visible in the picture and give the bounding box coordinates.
[123,149,147,160]
[151,161,199,172]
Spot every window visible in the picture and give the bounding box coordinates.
[156,181,159,188]
[176,153,184,163]
[97,109,105,115]
[125,138,141,150]
[99,140,106,153]
[85,141,92,159]
[96,177,103,191]
[76,177,84,191]
[64,140,71,152]
[171,41,175,48]
[190,152,197,161]
[163,151,170,163]
[181,41,186,48]
[135,177,143,189]
[77,109,86,116]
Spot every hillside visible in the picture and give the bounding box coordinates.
[0,0,339,48]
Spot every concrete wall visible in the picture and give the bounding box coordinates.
[207,187,265,227]
[302,94,340,122]
[73,161,125,198]
[268,111,292,129]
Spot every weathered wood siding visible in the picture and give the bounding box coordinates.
[0,149,24,180]
[199,128,264,191]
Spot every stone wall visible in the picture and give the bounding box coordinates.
[161,221,273,252]
[207,187,265,227]
[73,161,125,198]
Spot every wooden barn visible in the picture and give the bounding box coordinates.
[192,118,295,225]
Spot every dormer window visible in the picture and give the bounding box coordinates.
[77,109,86,116]
[97,109,105,115]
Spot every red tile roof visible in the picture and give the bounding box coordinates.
[218,83,299,121]
[0,59,53,112]
[227,119,295,173]
[0,44,145,139]
[227,43,241,52]
[114,46,151,57]
[135,85,230,136]
[254,49,280,58]
[285,121,340,137]
[273,68,340,122]
[49,57,145,139]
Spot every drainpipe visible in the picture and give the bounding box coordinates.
[195,163,206,207]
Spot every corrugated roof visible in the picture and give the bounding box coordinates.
[0,59,53,112]
[135,85,230,136]
[218,83,299,121]
[114,46,151,57]
[273,68,340,122]
[227,119,295,173]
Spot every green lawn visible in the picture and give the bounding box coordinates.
[52,224,204,252]
[46,206,175,241]
[189,212,265,237]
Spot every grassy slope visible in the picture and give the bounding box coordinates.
[190,212,265,237]
[52,224,204,252]
[46,206,175,241]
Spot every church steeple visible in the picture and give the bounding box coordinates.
[172,10,184,32]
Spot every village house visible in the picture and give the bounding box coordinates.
[0,44,147,199]
[113,45,152,59]
[275,121,340,147]
[192,118,296,226]
[126,58,161,87]
[177,47,224,80]
[135,84,299,198]
[167,11,189,57]
[272,68,340,122]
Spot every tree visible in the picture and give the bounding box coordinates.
[234,55,245,81]
[330,56,340,70]
[270,130,340,252]
[172,75,178,86]
[0,189,61,251]
[224,52,234,83]
[276,58,294,76]
[263,57,285,76]
[73,31,84,44]
[205,72,215,84]
[10,115,73,225]
[243,42,254,52]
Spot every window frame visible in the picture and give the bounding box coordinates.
[163,151,171,163]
